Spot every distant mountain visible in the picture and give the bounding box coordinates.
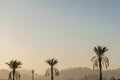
[43,67,120,80]
[0,69,9,79]
[0,69,41,80]
[0,67,120,80]
[56,67,98,80]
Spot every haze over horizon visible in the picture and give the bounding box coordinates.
[0,0,120,74]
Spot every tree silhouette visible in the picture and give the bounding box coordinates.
[91,45,109,80]
[45,58,59,80]
[6,60,22,80]
[31,70,35,80]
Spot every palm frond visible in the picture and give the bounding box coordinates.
[92,45,109,70]
[91,56,97,62]
[8,72,12,80]
[45,68,51,76]
[45,68,59,77]
[45,58,58,67]
[93,47,99,56]
[8,70,20,80]
[6,60,22,69]
[53,68,59,76]
[93,59,99,70]
[102,56,109,68]
[102,47,108,53]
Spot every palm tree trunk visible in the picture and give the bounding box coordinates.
[51,66,54,80]
[19,74,20,80]
[13,69,15,80]
[32,72,34,80]
[99,59,102,80]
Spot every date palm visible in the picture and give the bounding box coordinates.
[31,70,35,80]
[91,45,109,80]
[45,58,59,80]
[6,60,22,80]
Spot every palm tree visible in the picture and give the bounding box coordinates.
[45,58,59,80]
[91,45,109,80]
[6,60,22,80]
[31,70,35,80]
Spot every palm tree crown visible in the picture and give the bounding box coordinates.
[6,60,22,69]
[45,58,58,67]
[91,45,109,69]
[45,58,59,80]
[6,60,22,80]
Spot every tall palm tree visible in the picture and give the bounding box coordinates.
[45,58,59,80]
[91,45,109,80]
[31,70,35,80]
[6,60,22,80]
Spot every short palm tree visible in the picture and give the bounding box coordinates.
[31,70,35,80]
[6,60,22,80]
[91,45,109,80]
[45,58,59,80]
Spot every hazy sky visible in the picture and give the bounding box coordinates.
[0,0,120,74]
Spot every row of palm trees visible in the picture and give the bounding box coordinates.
[5,45,109,80]
[5,58,59,80]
